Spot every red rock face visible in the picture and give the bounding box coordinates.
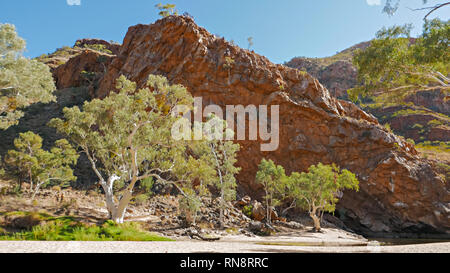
[91,16,448,235]
[53,49,114,90]
[367,105,450,144]
[405,89,450,116]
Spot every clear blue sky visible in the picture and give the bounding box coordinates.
[1,0,449,63]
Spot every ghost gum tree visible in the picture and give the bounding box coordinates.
[201,115,241,229]
[50,75,216,223]
[255,159,286,225]
[349,19,449,103]
[285,163,359,232]
[0,23,55,129]
[383,0,449,19]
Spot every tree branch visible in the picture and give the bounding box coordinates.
[424,2,450,20]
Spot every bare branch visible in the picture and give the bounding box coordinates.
[424,2,450,19]
[409,2,450,20]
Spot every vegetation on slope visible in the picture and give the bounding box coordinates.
[0,211,172,241]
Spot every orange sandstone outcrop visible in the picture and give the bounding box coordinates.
[60,16,449,235]
[53,49,114,90]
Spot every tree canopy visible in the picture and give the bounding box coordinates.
[202,115,241,228]
[349,19,449,103]
[155,3,178,17]
[284,163,359,231]
[383,0,450,19]
[5,131,78,199]
[0,24,56,129]
[49,75,231,223]
[255,159,286,224]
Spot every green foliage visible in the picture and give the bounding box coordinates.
[179,187,203,226]
[384,123,393,133]
[81,44,112,54]
[53,46,74,57]
[349,19,449,102]
[383,1,450,19]
[394,109,425,117]
[242,205,253,218]
[5,132,78,199]
[139,177,155,193]
[199,115,241,228]
[427,119,444,127]
[49,75,216,223]
[255,159,286,224]
[132,194,149,205]
[132,177,155,204]
[284,163,359,231]
[0,23,56,129]
[223,57,235,70]
[0,213,172,241]
[412,123,424,129]
[406,138,416,145]
[35,46,79,65]
[416,140,450,152]
[155,3,178,17]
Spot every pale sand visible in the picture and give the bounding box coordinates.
[1,241,449,253]
[0,228,449,253]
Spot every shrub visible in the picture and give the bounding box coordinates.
[5,132,78,200]
[428,119,443,127]
[0,214,172,241]
[242,205,253,218]
[384,123,393,133]
[82,44,112,54]
[255,159,286,224]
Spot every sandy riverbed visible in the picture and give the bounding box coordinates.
[1,228,448,253]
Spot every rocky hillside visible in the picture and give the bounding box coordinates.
[31,16,450,236]
[285,41,371,99]
[285,41,450,151]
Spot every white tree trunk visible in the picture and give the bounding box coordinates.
[31,181,44,201]
[100,175,129,223]
[219,193,224,229]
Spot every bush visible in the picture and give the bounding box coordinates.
[428,119,443,127]
[242,205,253,218]
[82,44,112,54]
[133,194,149,205]
[384,123,393,133]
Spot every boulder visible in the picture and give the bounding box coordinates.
[248,221,272,236]
[251,201,265,222]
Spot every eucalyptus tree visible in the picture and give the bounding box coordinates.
[155,3,178,17]
[255,159,286,224]
[349,19,449,102]
[285,163,359,232]
[5,132,78,200]
[49,75,216,223]
[0,24,55,129]
[201,115,240,228]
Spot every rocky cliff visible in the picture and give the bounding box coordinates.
[52,16,449,236]
[285,41,450,147]
[284,42,371,99]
